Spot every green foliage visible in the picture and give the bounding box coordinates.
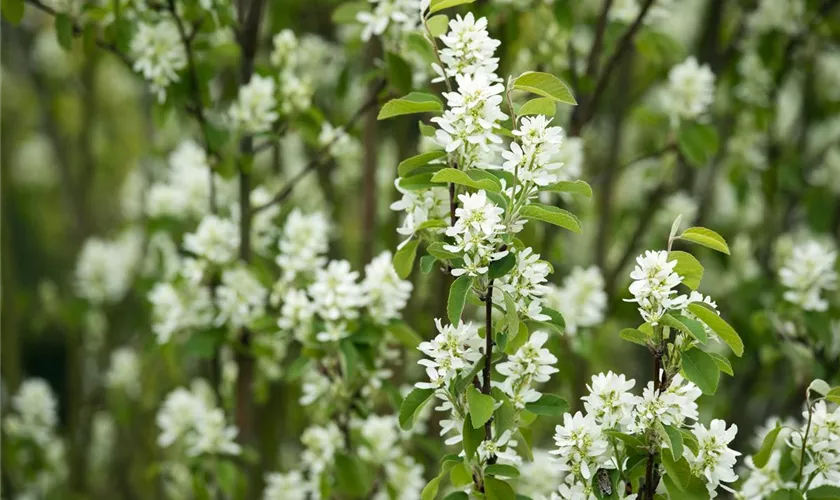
[667,250,704,289]
[686,304,744,356]
[518,98,556,117]
[678,122,719,168]
[753,425,783,469]
[447,275,473,324]
[519,204,582,233]
[467,385,495,428]
[399,387,435,430]
[431,168,503,192]
[681,348,720,395]
[678,227,730,255]
[393,238,420,279]
[524,394,568,417]
[512,72,577,105]
[378,93,443,119]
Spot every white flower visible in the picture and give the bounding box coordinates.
[498,247,552,321]
[3,379,59,446]
[417,319,482,386]
[276,210,330,282]
[276,288,315,338]
[105,347,141,398]
[183,215,239,265]
[632,372,701,432]
[362,251,413,323]
[357,0,421,41]
[378,456,425,500]
[550,411,610,485]
[518,449,567,499]
[390,181,449,243]
[263,470,308,500]
[625,250,682,325]
[448,190,505,238]
[661,57,715,123]
[308,260,365,322]
[685,419,740,496]
[301,422,344,474]
[75,230,142,304]
[149,280,213,344]
[215,266,268,329]
[435,13,501,81]
[187,408,241,457]
[738,451,790,499]
[779,240,837,312]
[356,415,401,464]
[581,372,638,430]
[477,429,520,463]
[747,0,804,36]
[157,388,208,448]
[229,75,279,133]
[278,70,313,115]
[131,21,187,102]
[270,29,298,68]
[496,331,558,408]
[544,267,607,336]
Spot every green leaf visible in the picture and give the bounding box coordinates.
[56,14,75,51]
[678,227,730,255]
[426,14,449,36]
[808,379,831,397]
[184,330,220,358]
[431,168,502,192]
[420,475,443,500]
[524,394,569,417]
[417,219,448,230]
[520,203,581,233]
[708,352,733,376]
[398,150,447,177]
[541,180,593,198]
[462,418,484,460]
[807,485,840,499]
[826,387,840,405]
[603,430,645,450]
[620,328,651,346]
[681,348,720,395]
[512,72,577,105]
[518,97,556,117]
[420,255,436,274]
[386,320,423,349]
[661,313,707,344]
[503,292,519,337]
[429,0,475,14]
[447,275,473,325]
[687,303,743,356]
[485,477,517,500]
[378,92,443,120]
[427,242,460,260]
[442,493,469,500]
[768,490,805,500]
[753,425,782,469]
[399,388,434,430]
[538,307,566,335]
[660,453,692,492]
[662,473,710,500]
[485,464,520,478]
[678,122,719,168]
[467,386,496,429]
[1,0,25,24]
[393,239,420,279]
[386,52,413,95]
[667,250,704,290]
[339,340,359,380]
[488,252,516,279]
[658,423,684,460]
[449,462,472,487]
[335,454,371,497]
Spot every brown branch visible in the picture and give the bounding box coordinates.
[585,0,614,80]
[251,78,387,215]
[482,282,496,462]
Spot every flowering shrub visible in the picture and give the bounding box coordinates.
[2,0,840,499]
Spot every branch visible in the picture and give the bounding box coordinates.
[585,0,614,80]
[251,78,387,215]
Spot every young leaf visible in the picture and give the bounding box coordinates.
[442,493,469,500]
[678,227,730,254]
[658,423,684,461]
[807,485,840,499]
[753,425,782,469]
[687,303,743,356]
[708,352,733,376]
[660,453,692,492]
[537,307,565,335]
[678,122,719,168]
[541,180,593,197]
[447,275,473,325]
[429,0,475,14]
[767,490,805,500]
[1,0,25,24]
[503,291,519,336]
[681,348,720,395]
[56,14,75,51]
[430,168,502,192]
[488,252,516,279]
[393,239,420,279]
[449,462,472,487]
[619,328,651,346]
[661,313,707,344]
[462,418,484,460]
[485,464,520,478]
[420,254,436,274]
[335,454,371,497]
[426,14,449,36]
[512,72,577,105]
[399,388,434,430]
[398,150,447,177]
[427,242,460,260]
[518,97,556,117]
[467,385,495,429]
[378,92,443,120]
[420,476,443,500]
[520,204,581,233]
[485,477,517,500]
[667,250,704,290]
[524,394,569,417]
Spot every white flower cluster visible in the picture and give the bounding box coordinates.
[130,20,187,102]
[444,190,508,277]
[275,209,330,283]
[497,247,552,321]
[779,240,838,312]
[362,251,414,323]
[183,214,239,265]
[551,371,737,498]
[434,13,501,82]
[229,74,279,134]
[390,182,449,243]
[416,319,482,388]
[496,115,565,187]
[739,400,840,498]
[105,346,141,398]
[3,379,68,498]
[75,229,143,304]
[156,383,241,457]
[496,331,558,408]
[149,272,214,344]
[357,0,421,42]
[544,266,607,336]
[662,56,715,124]
[215,265,268,329]
[625,250,683,325]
